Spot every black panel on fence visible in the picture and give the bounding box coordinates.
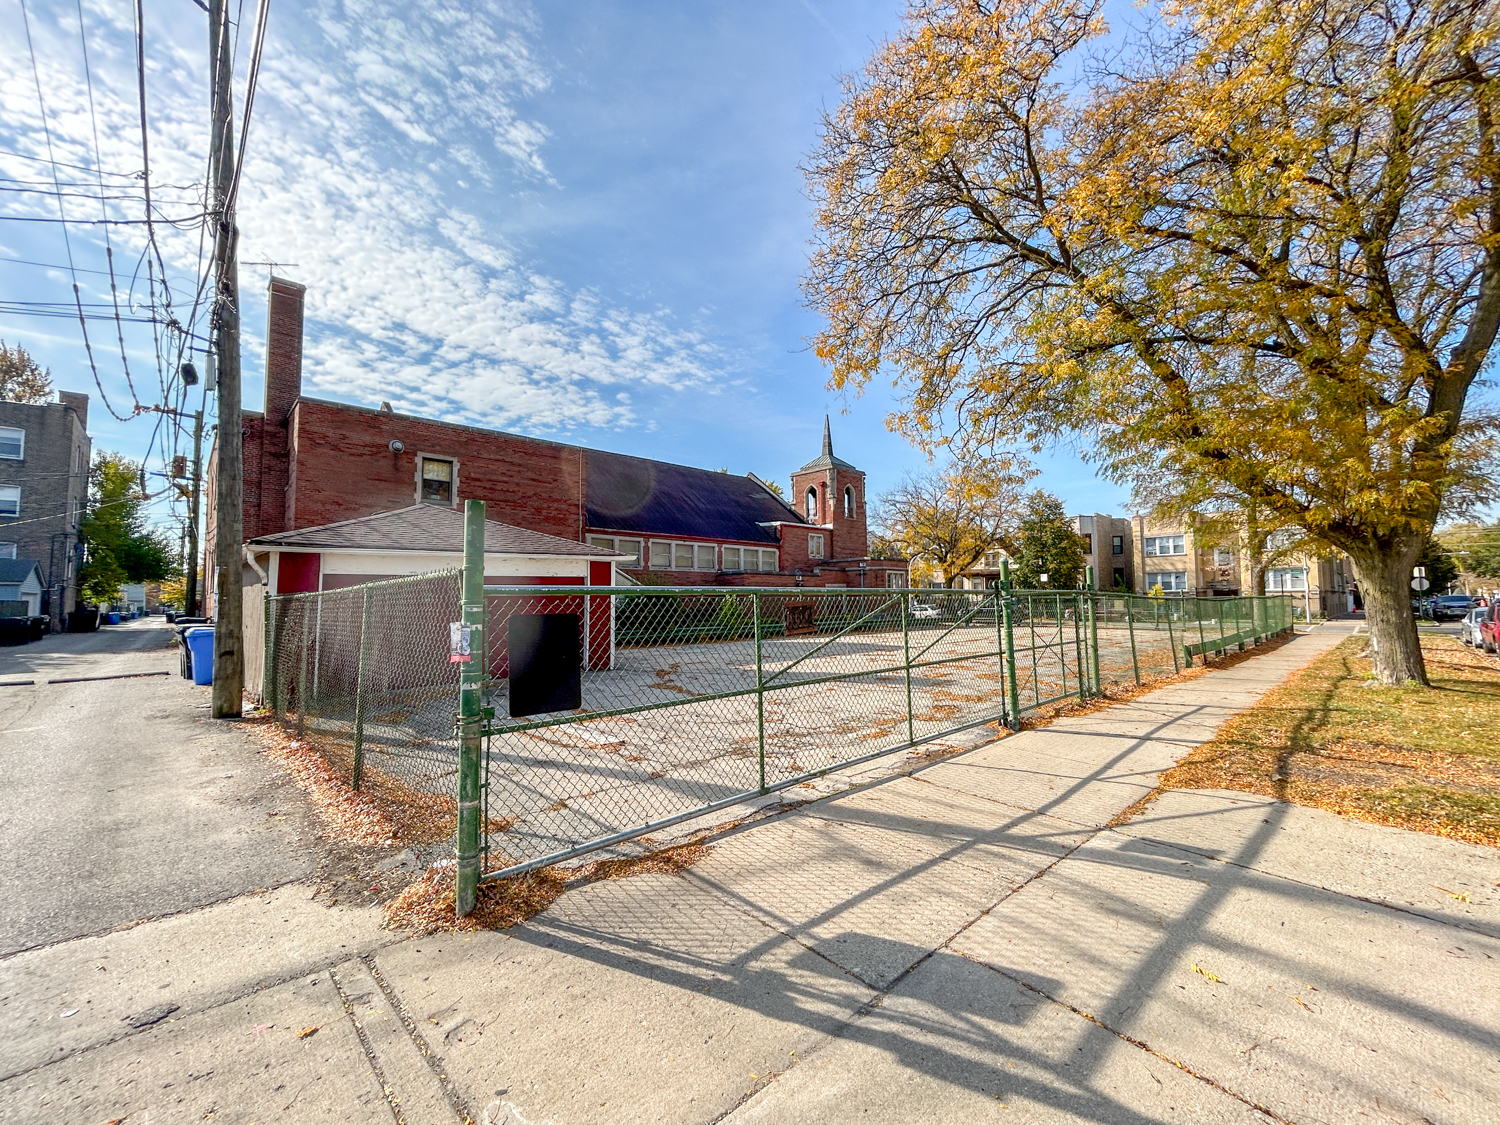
[508,613,582,718]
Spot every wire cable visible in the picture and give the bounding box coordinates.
[17,0,129,422]
[76,0,145,413]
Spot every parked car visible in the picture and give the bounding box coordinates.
[1460,607,1487,647]
[1481,604,1500,655]
[1429,594,1479,622]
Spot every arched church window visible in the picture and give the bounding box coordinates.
[806,487,818,520]
[844,486,855,519]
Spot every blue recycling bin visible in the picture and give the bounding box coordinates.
[108,612,121,626]
[185,626,215,686]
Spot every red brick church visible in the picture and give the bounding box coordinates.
[206,278,907,598]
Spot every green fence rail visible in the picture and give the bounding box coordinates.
[261,502,1295,913]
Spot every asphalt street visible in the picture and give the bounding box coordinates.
[0,617,318,955]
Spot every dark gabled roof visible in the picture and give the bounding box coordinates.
[586,450,805,544]
[247,505,620,557]
[797,415,858,474]
[0,558,42,583]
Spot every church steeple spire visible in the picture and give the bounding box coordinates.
[797,415,855,473]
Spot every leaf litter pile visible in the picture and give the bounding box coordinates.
[383,840,712,936]
[1160,634,1500,846]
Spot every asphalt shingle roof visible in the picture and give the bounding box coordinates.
[0,558,42,583]
[585,450,805,543]
[247,505,620,557]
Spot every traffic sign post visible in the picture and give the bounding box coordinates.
[1411,576,1430,592]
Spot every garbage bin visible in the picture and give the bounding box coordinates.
[107,612,121,626]
[185,626,215,686]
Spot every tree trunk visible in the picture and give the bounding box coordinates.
[1346,540,1427,687]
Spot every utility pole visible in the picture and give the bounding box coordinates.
[208,0,243,718]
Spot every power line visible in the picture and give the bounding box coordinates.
[76,0,145,414]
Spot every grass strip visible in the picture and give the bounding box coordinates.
[1159,634,1500,847]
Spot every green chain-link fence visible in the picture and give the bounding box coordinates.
[263,569,462,800]
[258,503,1295,907]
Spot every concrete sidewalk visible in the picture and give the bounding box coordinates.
[4,622,1497,1124]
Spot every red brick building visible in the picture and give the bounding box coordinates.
[206,278,906,600]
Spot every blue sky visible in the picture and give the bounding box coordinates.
[0,0,1130,535]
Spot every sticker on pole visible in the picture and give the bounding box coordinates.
[449,622,473,663]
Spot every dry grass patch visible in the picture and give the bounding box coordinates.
[384,839,713,936]
[1160,634,1500,846]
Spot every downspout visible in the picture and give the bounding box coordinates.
[244,546,269,587]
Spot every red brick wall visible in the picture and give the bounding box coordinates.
[788,465,868,561]
[286,401,585,538]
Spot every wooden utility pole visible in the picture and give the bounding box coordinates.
[209,0,243,717]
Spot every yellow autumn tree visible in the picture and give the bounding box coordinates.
[874,459,1033,586]
[804,0,1500,685]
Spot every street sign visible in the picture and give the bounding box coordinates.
[1413,566,1427,578]
[1411,576,1430,592]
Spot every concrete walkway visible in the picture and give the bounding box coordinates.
[4,622,1497,1124]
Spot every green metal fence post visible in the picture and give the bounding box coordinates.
[352,585,373,790]
[1000,561,1021,730]
[1166,598,1181,673]
[754,591,766,793]
[1069,592,1086,703]
[265,592,277,716]
[456,499,486,917]
[901,590,915,743]
[296,600,309,738]
[1085,566,1100,696]
[1195,598,1208,665]
[1126,593,1141,683]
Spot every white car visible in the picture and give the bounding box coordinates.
[1459,606,1488,647]
[910,603,941,620]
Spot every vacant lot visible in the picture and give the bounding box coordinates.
[1162,633,1500,846]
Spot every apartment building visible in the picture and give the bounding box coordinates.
[0,390,91,628]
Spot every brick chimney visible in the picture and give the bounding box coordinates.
[255,277,305,539]
[264,277,305,422]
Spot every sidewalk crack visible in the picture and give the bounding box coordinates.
[363,954,476,1124]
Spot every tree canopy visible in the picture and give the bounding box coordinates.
[874,458,1032,586]
[0,340,52,403]
[804,0,1500,684]
[79,453,176,604]
[1011,490,1086,589]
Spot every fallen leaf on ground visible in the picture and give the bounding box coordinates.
[297,1025,319,1039]
[1434,885,1472,903]
[1190,963,1223,983]
[252,1023,273,1034]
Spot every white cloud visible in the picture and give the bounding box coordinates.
[0,0,717,434]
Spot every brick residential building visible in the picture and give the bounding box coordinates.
[0,390,91,627]
[205,278,906,602]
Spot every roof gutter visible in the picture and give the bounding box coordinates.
[243,546,269,586]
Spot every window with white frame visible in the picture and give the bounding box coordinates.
[886,570,903,588]
[649,540,720,570]
[586,536,643,567]
[843,486,855,518]
[1145,570,1188,591]
[0,542,15,559]
[1143,534,1186,557]
[0,486,18,518]
[808,533,825,559]
[1112,535,1124,556]
[983,549,1005,569]
[1267,567,1307,591]
[1214,547,1234,567]
[418,456,455,505]
[0,427,23,460]
[722,546,742,570]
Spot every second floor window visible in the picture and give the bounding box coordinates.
[1214,547,1234,567]
[805,487,819,520]
[809,533,825,558]
[1111,535,1124,556]
[1143,534,1185,557]
[0,542,15,558]
[0,486,18,517]
[420,457,454,504]
[0,427,23,460]
[843,486,855,518]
